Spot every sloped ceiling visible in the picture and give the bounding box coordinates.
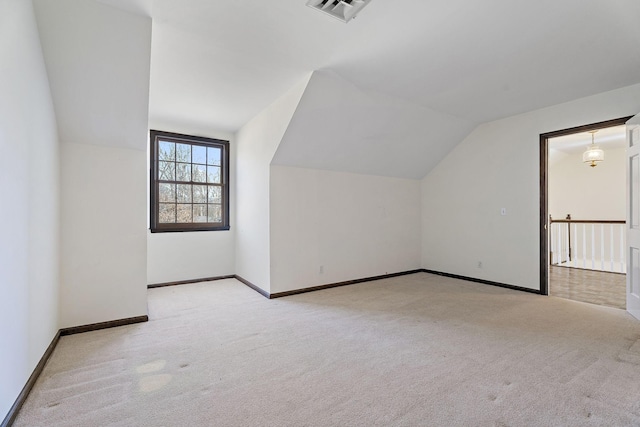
[138,0,640,128]
[34,0,152,150]
[77,0,640,176]
[272,70,477,179]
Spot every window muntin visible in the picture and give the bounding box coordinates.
[150,130,229,232]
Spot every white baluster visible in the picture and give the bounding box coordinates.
[549,223,554,264]
[567,223,571,266]
[558,224,562,264]
[621,225,625,273]
[591,224,595,269]
[557,223,562,265]
[550,223,556,265]
[573,223,577,268]
[600,224,604,271]
[560,224,567,264]
[580,223,587,268]
[553,223,560,264]
[610,224,614,272]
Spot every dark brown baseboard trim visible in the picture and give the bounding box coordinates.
[235,270,426,299]
[3,314,150,425]
[159,270,539,300]
[1,330,60,427]
[234,275,271,298]
[270,269,424,299]
[148,275,235,289]
[60,315,149,336]
[421,269,541,295]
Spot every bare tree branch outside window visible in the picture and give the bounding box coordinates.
[150,130,229,232]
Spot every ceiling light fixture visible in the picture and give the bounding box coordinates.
[306,0,372,23]
[582,130,604,168]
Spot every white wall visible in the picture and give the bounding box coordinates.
[59,143,148,327]
[235,75,311,293]
[146,122,236,284]
[549,147,625,220]
[270,166,421,294]
[422,83,640,290]
[0,0,59,418]
[34,0,152,327]
[147,231,235,283]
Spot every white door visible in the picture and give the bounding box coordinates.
[627,113,640,320]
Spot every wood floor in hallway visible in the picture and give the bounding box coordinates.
[550,265,626,310]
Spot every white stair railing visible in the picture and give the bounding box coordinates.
[549,215,626,273]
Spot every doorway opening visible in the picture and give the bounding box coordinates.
[540,116,632,309]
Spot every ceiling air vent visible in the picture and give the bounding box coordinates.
[306,0,373,23]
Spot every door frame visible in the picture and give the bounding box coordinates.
[539,116,633,295]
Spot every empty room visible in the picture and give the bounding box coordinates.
[2,0,640,426]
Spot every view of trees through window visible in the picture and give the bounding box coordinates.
[150,130,229,232]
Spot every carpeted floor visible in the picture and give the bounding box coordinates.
[13,273,640,426]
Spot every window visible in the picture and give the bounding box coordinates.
[150,130,230,232]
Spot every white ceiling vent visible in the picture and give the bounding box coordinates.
[306,0,373,23]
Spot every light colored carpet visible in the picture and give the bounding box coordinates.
[13,273,640,426]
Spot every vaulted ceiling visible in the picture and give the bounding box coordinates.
[85,0,640,176]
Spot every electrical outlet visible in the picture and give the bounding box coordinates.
[501,208,507,216]
[477,261,483,268]
[319,265,324,274]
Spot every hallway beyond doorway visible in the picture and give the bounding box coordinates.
[550,265,625,309]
